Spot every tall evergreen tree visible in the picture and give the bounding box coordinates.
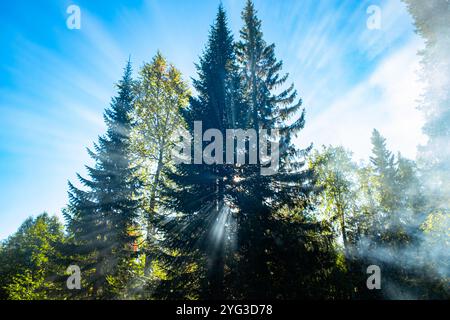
[368,129,410,248]
[368,130,422,245]
[65,61,141,299]
[159,5,241,300]
[403,0,450,209]
[231,0,316,298]
[357,129,446,299]
[370,129,398,212]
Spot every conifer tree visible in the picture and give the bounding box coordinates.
[368,129,408,247]
[65,61,141,299]
[403,0,450,209]
[231,0,315,298]
[159,5,242,300]
[360,129,446,299]
[370,129,398,212]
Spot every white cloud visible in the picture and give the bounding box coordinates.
[300,37,427,161]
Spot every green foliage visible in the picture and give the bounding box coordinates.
[309,146,358,250]
[307,130,449,299]
[228,0,318,299]
[64,60,142,299]
[159,5,239,300]
[0,213,66,300]
[131,52,190,279]
[1,0,449,301]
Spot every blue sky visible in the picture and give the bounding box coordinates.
[0,0,425,239]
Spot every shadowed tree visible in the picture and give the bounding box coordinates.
[229,0,316,299]
[157,5,242,300]
[65,60,141,299]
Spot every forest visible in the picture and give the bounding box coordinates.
[0,0,448,300]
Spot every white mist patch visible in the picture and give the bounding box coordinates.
[354,208,450,299]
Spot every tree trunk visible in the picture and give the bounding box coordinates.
[144,148,164,276]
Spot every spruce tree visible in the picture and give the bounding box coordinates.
[65,61,141,299]
[402,1,450,298]
[403,0,450,210]
[231,0,315,298]
[362,130,444,299]
[370,129,398,212]
[159,5,241,300]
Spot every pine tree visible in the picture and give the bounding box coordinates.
[370,129,398,212]
[65,60,141,299]
[403,0,450,209]
[158,5,241,300]
[231,0,315,298]
[401,2,450,298]
[362,129,447,299]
